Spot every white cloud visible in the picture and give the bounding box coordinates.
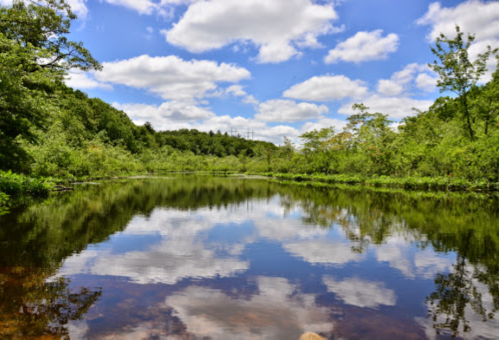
[377,63,437,96]
[417,1,499,43]
[67,0,88,18]
[113,102,215,126]
[417,1,499,81]
[255,99,328,123]
[225,85,247,97]
[102,0,158,15]
[112,103,301,144]
[323,276,397,308]
[0,0,88,18]
[163,0,340,63]
[186,115,301,144]
[65,71,112,90]
[377,80,404,97]
[300,117,348,133]
[415,73,438,92]
[96,55,250,101]
[283,75,368,102]
[339,94,434,119]
[165,277,332,339]
[325,30,399,64]
[242,95,259,105]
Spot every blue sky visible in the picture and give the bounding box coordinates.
[11,0,499,144]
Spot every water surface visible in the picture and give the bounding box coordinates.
[1,175,498,339]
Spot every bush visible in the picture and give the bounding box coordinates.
[0,171,54,197]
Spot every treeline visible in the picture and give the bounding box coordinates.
[250,28,499,183]
[1,0,499,194]
[0,0,274,179]
[158,129,275,157]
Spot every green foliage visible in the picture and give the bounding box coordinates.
[157,129,276,157]
[0,191,9,215]
[0,170,53,197]
[0,0,100,171]
[429,25,498,140]
[1,5,499,193]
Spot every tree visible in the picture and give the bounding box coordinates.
[0,0,101,72]
[429,25,498,140]
[470,66,499,136]
[0,0,101,170]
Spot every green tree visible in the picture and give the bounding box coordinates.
[0,0,101,170]
[470,66,499,136]
[429,25,498,140]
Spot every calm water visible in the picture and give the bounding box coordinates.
[1,175,498,339]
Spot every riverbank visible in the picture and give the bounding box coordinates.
[2,170,497,216]
[246,172,499,191]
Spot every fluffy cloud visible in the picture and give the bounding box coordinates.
[163,0,341,63]
[0,0,88,18]
[113,102,215,125]
[415,73,438,92]
[225,85,247,97]
[186,115,301,144]
[67,0,88,18]
[417,1,499,81]
[165,277,332,339]
[377,80,404,97]
[102,0,157,15]
[283,75,368,102]
[101,0,199,17]
[300,117,348,133]
[325,30,399,64]
[65,72,112,90]
[417,1,499,43]
[323,276,397,308]
[377,63,437,96]
[112,102,301,144]
[339,94,433,119]
[96,55,250,101]
[255,99,328,122]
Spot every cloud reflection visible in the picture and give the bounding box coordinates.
[284,240,364,266]
[323,276,397,308]
[165,277,332,339]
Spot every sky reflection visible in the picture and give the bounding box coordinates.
[2,176,498,339]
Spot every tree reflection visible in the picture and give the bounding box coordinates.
[274,183,499,337]
[0,176,276,337]
[1,176,499,337]
[426,233,499,338]
[0,267,101,337]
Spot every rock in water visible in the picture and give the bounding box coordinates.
[299,332,325,340]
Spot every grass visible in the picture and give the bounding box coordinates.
[246,172,498,191]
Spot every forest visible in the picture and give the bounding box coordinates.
[1,0,499,207]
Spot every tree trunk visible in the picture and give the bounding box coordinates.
[462,93,474,141]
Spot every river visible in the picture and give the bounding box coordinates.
[0,174,498,339]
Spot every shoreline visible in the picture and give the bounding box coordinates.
[2,170,498,215]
